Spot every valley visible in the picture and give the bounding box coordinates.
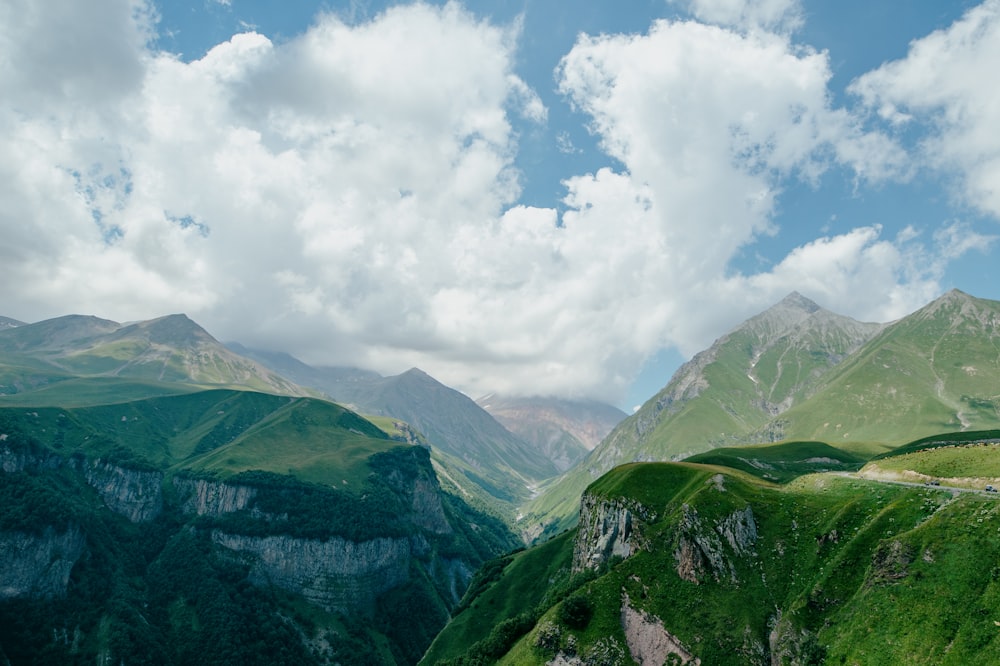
[3,289,1000,664]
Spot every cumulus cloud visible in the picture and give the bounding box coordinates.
[851,0,1000,219]
[0,1,987,403]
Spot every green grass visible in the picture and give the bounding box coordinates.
[685,440,865,483]
[433,459,1000,665]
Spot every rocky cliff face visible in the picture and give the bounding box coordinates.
[211,531,412,615]
[621,592,700,666]
[83,460,163,523]
[0,526,85,599]
[173,477,257,516]
[0,442,61,473]
[573,494,649,572]
[674,503,758,584]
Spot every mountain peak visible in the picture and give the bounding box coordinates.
[775,291,822,314]
[116,313,216,347]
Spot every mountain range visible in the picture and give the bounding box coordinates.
[4,288,1000,663]
[520,288,1000,538]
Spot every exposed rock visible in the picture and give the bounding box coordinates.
[83,461,163,523]
[717,505,758,555]
[173,477,257,516]
[621,592,700,665]
[573,494,646,572]
[0,444,61,473]
[768,610,824,666]
[0,526,85,599]
[674,504,757,584]
[408,476,452,535]
[866,539,912,587]
[211,531,411,615]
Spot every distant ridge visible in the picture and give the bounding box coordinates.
[0,314,309,402]
[477,394,626,473]
[0,316,25,330]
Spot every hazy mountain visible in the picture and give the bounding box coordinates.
[771,289,1000,446]
[225,343,382,396]
[520,292,881,538]
[229,345,564,505]
[476,394,626,473]
[0,316,25,330]
[0,314,309,402]
[329,368,560,503]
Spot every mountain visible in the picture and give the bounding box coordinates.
[424,439,1000,665]
[0,314,309,403]
[225,342,382,396]
[228,345,562,507]
[0,316,25,330]
[330,368,560,504]
[520,292,881,538]
[476,395,626,473]
[769,289,1000,446]
[0,389,518,664]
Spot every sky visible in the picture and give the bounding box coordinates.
[2,0,999,411]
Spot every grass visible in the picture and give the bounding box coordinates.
[433,456,1000,665]
[685,440,865,483]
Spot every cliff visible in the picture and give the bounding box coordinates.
[173,477,257,516]
[212,531,412,615]
[83,460,163,523]
[0,526,85,599]
[573,494,649,572]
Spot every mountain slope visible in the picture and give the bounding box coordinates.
[521,292,880,538]
[0,390,519,664]
[770,289,1000,445]
[476,395,626,473]
[0,314,308,402]
[335,368,560,503]
[427,455,1000,665]
[228,345,562,506]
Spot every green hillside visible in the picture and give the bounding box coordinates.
[0,314,309,401]
[521,290,1000,539]
[0,388,521,664]
[429,454,1000,665]
[772,290,1000,445]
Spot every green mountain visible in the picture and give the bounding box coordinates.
[0,389,518,664]
[424,439,1000,665]
[228,345,561,508]
[476,395,626,473]
[769,289,1000,446]
[520,292,880,539]
[0,314,308,404]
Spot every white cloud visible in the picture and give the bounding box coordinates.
[0,1,985,404]
[552,19,919,356]
[851,0,1000,220]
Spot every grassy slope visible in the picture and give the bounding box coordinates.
[776,292,1000,445]
[0,390,398,490]
[432,452,1000,665]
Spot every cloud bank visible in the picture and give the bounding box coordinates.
[0,0,993,402]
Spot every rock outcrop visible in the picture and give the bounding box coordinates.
[211,531,411,615]
[0,526,85,599]
[173,477,257,516]
[0,442,61,473]
[83,461,163,523]
[674,504,757,584]
[573,494,647,572]
[621,592,700,665]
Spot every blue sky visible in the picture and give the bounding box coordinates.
[2,0,998,410]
